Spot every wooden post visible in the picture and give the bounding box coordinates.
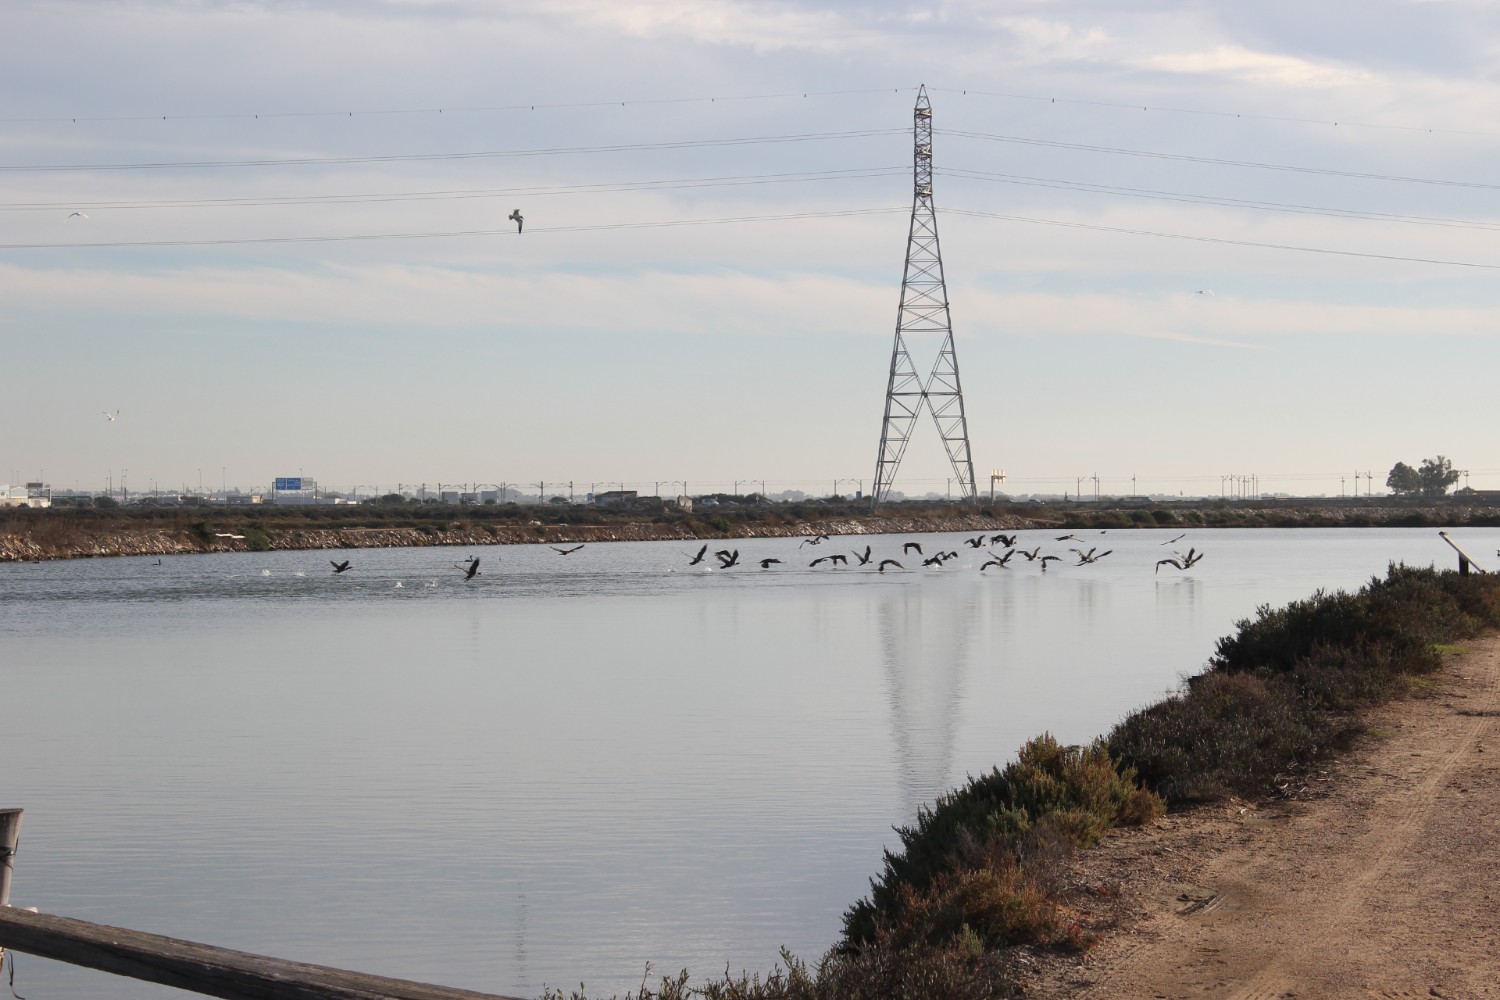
[0,809,20,908]
[1438,531,1487,575]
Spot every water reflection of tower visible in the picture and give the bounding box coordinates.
[878,587,977,817]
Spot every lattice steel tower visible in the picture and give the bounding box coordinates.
[872,85,977,508]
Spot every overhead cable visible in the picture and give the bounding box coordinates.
[941,129,1500,191]
[0,128,906,173]
[945,207,1500,270]
[0,206,906,250]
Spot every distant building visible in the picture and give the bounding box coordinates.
[594,490,638,508]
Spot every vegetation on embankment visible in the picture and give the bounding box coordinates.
[539,565,1500,1000]
[0,501,1035,562]
[7,496,1500,562]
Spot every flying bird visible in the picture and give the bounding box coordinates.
[715,549,740,568]
[461,557,481,580]
[828,554,848,566]
[688,544,709,565]
[853,545,872,566]
[1160,533,1186,546]
[810,556,829,567]
[799,534,830,548]
[922,554,945,567]
[1055,533,1082,542]
[759,558,781,569]
[981,548,1017,571]
[551,545,585,555]
[991,533,1017,547]
[878,559,904,573]
[330,560,352,574]
[102,410,118,422]
[902,541,923,555]
[1018,547,1042,562]
[508,209,523,232]
[66,211,88,220]
[965,535,987,548]
[1039,555,1062,571]
[1195,289,1215,296]
[1072,548,1113,566]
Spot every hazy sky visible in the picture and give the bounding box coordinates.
[6,0,1500,499]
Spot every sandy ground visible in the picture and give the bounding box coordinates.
[1022,637,1500,1000]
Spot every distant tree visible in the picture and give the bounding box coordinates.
[94,495,119,509]
[379,493,405,504]
[1417,455,1462,498]
[1386,462,1422,496]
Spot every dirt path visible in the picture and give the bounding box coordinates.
[1026,637,1500,999]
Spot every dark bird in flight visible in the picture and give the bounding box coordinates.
[688,544,709,565]
[1055,533,1082,542]
[942,551,959,561]
[1156,548,1204,574]
[991,533,1017,547]
[330,560,352,574]
[1018,547,1042,562]
[828,554,848,566]
[551,545,585,555]
[715,549,740,568]
[508,209,523,232]
[760,558,781,569]
[1072,548,1113,566]
[981,548,1017,571]
[903,541,923,555]
[462,557,481,580]
[878,559,903,573]
[67,211,88,220]
[965,535,987,548]
[799,534,831,548]
[1039,555,1062,571]
[1161,533,1187,546]
[922,554,945,567]
[853,546,872,565]
[810,556,829,567]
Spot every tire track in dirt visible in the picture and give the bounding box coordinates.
[1035,639,1500,1000]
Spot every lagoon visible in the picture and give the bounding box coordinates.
[0,527,1489,999]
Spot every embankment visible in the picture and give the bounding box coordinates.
[0,512,1037,563]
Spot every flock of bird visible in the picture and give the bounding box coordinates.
[268,533,1204,582]
[681,531,1206,575]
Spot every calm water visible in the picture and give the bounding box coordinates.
[0,526,1490,998]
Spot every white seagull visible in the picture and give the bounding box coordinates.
[102,409,118,421]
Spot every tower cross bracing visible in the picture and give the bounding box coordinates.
[872,85,977,507]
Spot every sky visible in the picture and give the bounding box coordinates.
[6,0,1500,500]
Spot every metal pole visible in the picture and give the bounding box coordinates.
[0,808,21,907]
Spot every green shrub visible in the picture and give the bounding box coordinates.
[241,526,272,552]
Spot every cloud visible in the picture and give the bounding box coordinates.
[1136,43,1380,89]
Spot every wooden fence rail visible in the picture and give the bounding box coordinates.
[0,907,528,1000]
[0,809,527,1000]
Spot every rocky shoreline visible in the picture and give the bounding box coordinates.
[4,501,1494,563]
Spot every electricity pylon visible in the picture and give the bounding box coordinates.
[871,85,977,508]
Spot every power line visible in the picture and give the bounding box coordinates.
[0,167,906,213]
[927,86,1500,140]
[945,207,1500,270]
[0,128,906,173]
[9,83,1489,142]
[941,128,1500,192]
[0,206,906,250]
[0,88,914,125]
[938,167,1500,232]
